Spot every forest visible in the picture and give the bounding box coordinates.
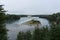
[0,5,60,40]
[17,13,60,40]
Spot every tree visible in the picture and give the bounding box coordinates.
[32,27,43,40]
[0,5,7,40]
[17,32,24,40]
[23,31,32,40]
[50,24,60,40]
[41,27,50,40]
[17,31,32,40]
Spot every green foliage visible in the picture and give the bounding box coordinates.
[17,27,50,40]
[48,12,60,24]
[24,31,32,40]
[6,14,20,23]
[17,31,32,40]
[32,27,42,40]
[27,20,40,27]
[14,12,60,40]
[17,32,24,40]
[50,24,60,40]
[17,24,60,40]
[0,5,7,40]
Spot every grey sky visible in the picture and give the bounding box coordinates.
[0,0,60,15]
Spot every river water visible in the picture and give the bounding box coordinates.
[6,17,49,40]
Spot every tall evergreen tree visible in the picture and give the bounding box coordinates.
[0,5,7,40]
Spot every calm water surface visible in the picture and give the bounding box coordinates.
[6,17,49,40]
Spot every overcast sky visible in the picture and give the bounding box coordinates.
[0,0,60,15]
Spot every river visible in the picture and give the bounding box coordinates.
[6,17,50,40]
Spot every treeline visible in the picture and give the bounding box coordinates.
[40,13,60,25]
[48,13,60,25]
[19,15,27,17]
[0,5,7,40]
[6,14,20,23]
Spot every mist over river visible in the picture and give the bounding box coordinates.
[6,17,50,40]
